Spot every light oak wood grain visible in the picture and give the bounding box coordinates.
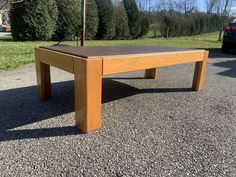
[145,68,157,79]
[39,48,75,73]
[35,48,51,101]
[102,51,205,75]
[74,58,102,133]
[192,51,209,91]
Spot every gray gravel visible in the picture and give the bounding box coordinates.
[0,51,236,177]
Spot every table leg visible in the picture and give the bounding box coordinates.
[35,49,51,101]
[74,59,102,133]
[192,51,209,91]
[145,68,157,79]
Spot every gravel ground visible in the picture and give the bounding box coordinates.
[0,51,236,177]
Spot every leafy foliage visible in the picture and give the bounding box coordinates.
[86,0,99,40]
[10,0,58,41]
[96,0,116,40]
[53,0,81,41]
[123,0,141,39]
[160,13,221,37]
[113,1,129,39]
[139,13,150,37]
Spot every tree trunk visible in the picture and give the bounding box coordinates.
[218,25,223,41]
[154,24,157,38]
[166,26,169,39]
[0,10,3,26]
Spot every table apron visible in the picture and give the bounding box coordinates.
[102,51,205,75]
[38,48,75,74]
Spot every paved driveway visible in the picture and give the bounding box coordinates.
[0,51,235,176]
[0,32,11,37]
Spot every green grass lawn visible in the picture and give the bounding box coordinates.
[0,32,222,71]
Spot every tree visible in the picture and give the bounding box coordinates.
[53,0,81,41]
[139,13,150,37]
[136,0,160,12]
[205,0,218,13]
[216,0,234,41]
[10,0,58,41]
[113,1,129,39]
[177,0,196,14]
[86,0,99,40]
[96,0,116,40]
[123,0,141,39]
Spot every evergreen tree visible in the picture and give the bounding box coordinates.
[54,0,81,40]
[139,13,150,37]
[123,0,141,39]
[86,0,99,39]
[114,1,129,39]
[96,0,116,39]
[10,0,58,41]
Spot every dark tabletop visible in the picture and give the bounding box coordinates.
[41,45,202,59]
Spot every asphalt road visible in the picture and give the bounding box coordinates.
[0,51,235,176]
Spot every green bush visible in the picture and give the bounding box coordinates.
[10,0,58,41]
[114,1,129,39]
[139,13,150,37]
[96,0,116,40]
[53,0,81,41]
[86,0,99,40]
[160,13,221,37]
[123,0,141,39]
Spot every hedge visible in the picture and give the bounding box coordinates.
[10,0,58,41]
[113,1,129,39]
[86,0,99,40]
[53,0,81,41]
[123,0,141,39]
[160,13,221,37]
[95,0,116,40]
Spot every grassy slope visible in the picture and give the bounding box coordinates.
[0,32,222,71]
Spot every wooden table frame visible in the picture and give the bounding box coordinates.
[35,47,208,133]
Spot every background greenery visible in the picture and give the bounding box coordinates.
[95,0,116,40]
[10,0,58,41]
[114,1,129,40]
[53,0,81,41]
[9,0,149,41]
[159,13,221,37]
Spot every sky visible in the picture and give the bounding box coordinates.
[139,0,236,16]
[197,0,236,15]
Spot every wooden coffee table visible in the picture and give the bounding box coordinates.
[35,46,208,133]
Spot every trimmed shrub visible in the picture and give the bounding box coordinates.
[53,0,81,41]
[160,13,221,37]
[10,0,58,41]
[123,0,141,39]
[86,0,99,40]
[96,0,116,40]
[139,14,150,37]
[113,1,129,39]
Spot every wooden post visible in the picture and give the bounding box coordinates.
[192,51,209,91]
[80,0,86,46]
[74,58,102,133]
[145,68,157,79]
[35,49,51,101]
